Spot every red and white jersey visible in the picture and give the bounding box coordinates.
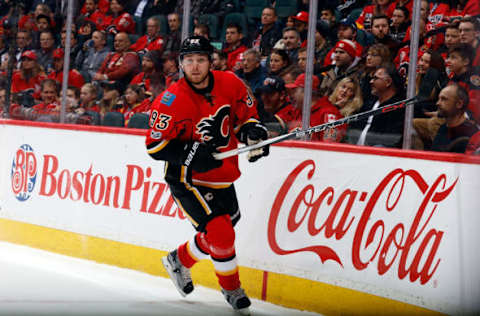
[104,12,135,34]
[146,71,259,186]
[48,69,85,89]
[309,97,346,142]
[130,35,164,52]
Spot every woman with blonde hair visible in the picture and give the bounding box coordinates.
[329,77,363,117]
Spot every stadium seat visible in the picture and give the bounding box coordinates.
[152,15,169,36]
[102,112,125,127]
[274,0,298,19]
[134,16,144,34]
[221,13,249,41]
[127,113,150,129]
[198,14,220,40]
[84,111,101,125]
[244,0,268,21]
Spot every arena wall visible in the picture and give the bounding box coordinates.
[1,119,479,315]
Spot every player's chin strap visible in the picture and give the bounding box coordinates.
[213,96,419,160]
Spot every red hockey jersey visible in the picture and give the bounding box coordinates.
[145,71,259,187]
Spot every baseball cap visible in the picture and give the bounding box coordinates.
[292,11,309,23]
[52,48,65,59]
[285,73,320,90]
[256,76,286,94]
[339,18,357,32]
[21,50,37,61]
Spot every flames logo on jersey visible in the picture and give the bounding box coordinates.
[196,105,231,149]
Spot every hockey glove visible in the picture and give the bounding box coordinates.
[182,142,223,173]
[239,122,269,162]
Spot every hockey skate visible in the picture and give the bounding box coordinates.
[162,250,194,297]
[221,287,251,315]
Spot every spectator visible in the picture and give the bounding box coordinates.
[130,50,164,93]
[11,50,47,101]
[268,49,291,76]
[324,18,363,66]
[256,76,300,136]
[390,6,409,42]
[431,84,479,153]
[162,52,180,87]
[211,50,228,71]
[415,50,448,113]
[446,44,480,123]
[223,23,247,71]
[458,17,480,67]
[371,15,401,57]
[163,13,181,55]
[31,78,59,116]
[98,81,121,116]
[329,77,363,117]
[360,43,390,105]
[35,30,55,72]
[132,0,175,28]
[280,27,301,64]
[235,49,267,95]
[83,0,108,31]
[252,7,283,60]
[286,73,346,142]
[77,30,111,82]
[291,11,309,42]
[60,30,83,69]
[193,24,210,40]
[79,83,100,113]
[93,32,140,93]
[62,86,81,112]
[313,22,334,66]
[279,64,303,85]
[130,16,164,54]
[356,0,396,31]
[114,84,148,126]
[439,22,461,62]
[320,7,337,29]
[13,30,33,69]
[104,0,136,35]
[48,48,85,89]
[31,14,53,48]
[0,86,6,116]
[77,19,98,49]
[347,63,406,148]
[320,39,361,95]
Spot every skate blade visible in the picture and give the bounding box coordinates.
[161,256,187,297]
[236,307,251,315]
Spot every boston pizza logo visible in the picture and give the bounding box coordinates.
[11,144,38,201]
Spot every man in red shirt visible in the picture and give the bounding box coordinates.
[146,36,269,315]
[48,48,85,89]
[93,32,140,92]
[222,23,247,71]
[130,16,164,53]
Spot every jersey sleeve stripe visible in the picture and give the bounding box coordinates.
[147,140,170,155]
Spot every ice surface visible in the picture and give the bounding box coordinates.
[0,242,322,316]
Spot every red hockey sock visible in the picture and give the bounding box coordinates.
[205,215,241,291]
[177,233,211,268]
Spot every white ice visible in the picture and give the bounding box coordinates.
[0,242,322,316]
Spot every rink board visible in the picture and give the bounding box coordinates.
[1,119,480,315]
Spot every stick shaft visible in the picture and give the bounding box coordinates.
[213,97,418,160]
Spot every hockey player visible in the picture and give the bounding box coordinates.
[145,36,269,314]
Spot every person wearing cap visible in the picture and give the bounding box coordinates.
[48,48,85,89]
[320,39,361,96]
[235,49,267,94]
[292,11,309,42]
[11,50,47,101]
[130,50,164,93]
[256,76,300,136]
[252,7,283,60]
[287,73,347,142]
[323,18,365,66]
[93,32,140,93]
[130,16,165,54]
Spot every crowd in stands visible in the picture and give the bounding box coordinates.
[0,0,479,154]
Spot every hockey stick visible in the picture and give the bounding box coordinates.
[213,96,419,160]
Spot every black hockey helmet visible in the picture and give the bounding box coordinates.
[179,36,214,60]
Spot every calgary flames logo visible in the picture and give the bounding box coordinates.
[196,105,231,149]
